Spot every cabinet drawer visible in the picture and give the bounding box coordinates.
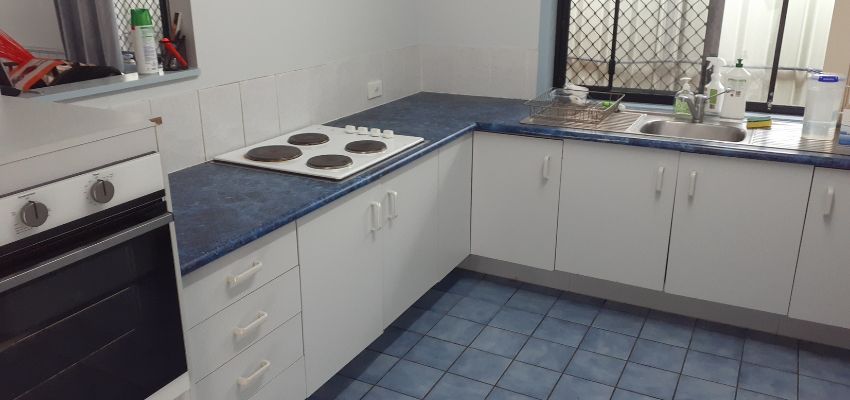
[252,358,306,400]
[194,315,303,400]
[188,267,301,381]
[182,224,298,328]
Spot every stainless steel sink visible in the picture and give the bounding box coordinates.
[629,117,749,143]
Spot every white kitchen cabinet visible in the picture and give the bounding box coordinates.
[556,141,679,290]
[382,154,441,326]
[789,168,850,328]
[298,184,384,394]
[471,132,563,270]
[437,135,474,276]
[665,153,812,314]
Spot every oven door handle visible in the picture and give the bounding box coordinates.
[0,213,173,294]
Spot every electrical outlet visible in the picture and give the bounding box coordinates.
[367,80,383,100]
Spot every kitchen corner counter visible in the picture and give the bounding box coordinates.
[170,92,850,274]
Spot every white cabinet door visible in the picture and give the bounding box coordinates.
[789,168,850,328]
[382,153,440,326]
[665,153,812,314]
[556,141,679,290]
[437,135,474,276]
[471,131,563,270]
[298,184,384,394]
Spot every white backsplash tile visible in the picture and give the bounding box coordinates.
[421,45,454,94]
[198,83,246,159]
[403,45,423,97]
[491,47,531,99]
[240,76,281,145]
[382,47,408,102]
[452,47,492,97]
[277,67,314,133]
[149,91,206,173]
[312,63,341,125]
[110,99,153,118]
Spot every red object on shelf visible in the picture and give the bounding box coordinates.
[160,38,189,70]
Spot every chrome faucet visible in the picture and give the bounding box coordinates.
[677,90,730,123]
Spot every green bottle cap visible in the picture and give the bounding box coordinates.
[736,58,744,68]
[131,9,153,27]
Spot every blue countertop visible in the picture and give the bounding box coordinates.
[170,92,850,274]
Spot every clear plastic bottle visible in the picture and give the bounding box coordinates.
[705,57,726,115]
[802,73,846,139]
[674,77,695,119]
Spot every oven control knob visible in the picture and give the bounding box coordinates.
[90,179,116,204]
[20,201,49,227]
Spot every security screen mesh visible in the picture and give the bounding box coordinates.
[113,0,165,52]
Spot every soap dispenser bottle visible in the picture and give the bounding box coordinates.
[705,57,727,116]
[674,77,695,119]
[719,59,751,120]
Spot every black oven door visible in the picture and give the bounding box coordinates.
[0,195,187,400]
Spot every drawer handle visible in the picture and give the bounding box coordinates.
[655,166,665,193]
[233,311,269,338]
[370,202,383,231]
[825,186,835,216]
[237,359,271,389]
[227,261,263,288]
[688,171,698,198]
[542,155,551,180]
[387,191,399,219]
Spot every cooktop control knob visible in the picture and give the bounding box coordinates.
[20,201,49,227]
[345,125,357,134]
[382,130,395,139]
[90,179,116,204]
[370,128,381,137]
[357,127,370,135]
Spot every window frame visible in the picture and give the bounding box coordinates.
[552,0,805,115]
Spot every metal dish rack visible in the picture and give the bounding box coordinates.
[525,89,625,125]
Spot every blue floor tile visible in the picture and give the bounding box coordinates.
[547,293,603,325]
[617,362,679,400]
[363,386,418,400]
[449,348,512,384]
[426,373,492,400]
[565,349,626,386]
[339,350,400,384]
[550,374,614,400]
[505,287,558,315]
[738,362,798,400]
[799,342,850,385]
[470,326,529,358]
[434,269,482,296]
[488,307,544,335]
[674,375,736,400]
[532,317,588,347]
[369,327,424,358]
[689,321,745,360]
[428,315,485,346]
[629,338,686,373]
[579,327,636,360]
[377,359,444,399]
[515,337,576,372]
[487,387,536,400]
[404,336,465,371]
[591,308,645,337]
[311,375,374,400]
[639,310,694,348]
[467,279,518,305]
[413,290,463,314]
[448,296,502,324]
[736,388,784,400]
[496,361,561,400]
[798,375,850,400]
[681,350,739,386]
[611,389,657,400]
[392,308,444,335]
[743,332,798,373]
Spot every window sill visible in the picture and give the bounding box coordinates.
[20,68,201,103]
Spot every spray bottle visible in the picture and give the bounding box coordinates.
[705,57,726,116]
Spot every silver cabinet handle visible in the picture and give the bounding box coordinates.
[227,261,263,288]
[237,359,271,389]
[370,202,383,231]
[688,171,698,198]
[825,186,835,216]
[542,155,551,180]
[233,311,269,338]
[387,191,399,219]
[655,166,665,193]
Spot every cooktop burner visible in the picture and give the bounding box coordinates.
[244,145,303,162]
[307,154,353,170]
[345,140,388,154]
[288,132,330,146]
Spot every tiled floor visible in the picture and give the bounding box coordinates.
[309,269,850,400]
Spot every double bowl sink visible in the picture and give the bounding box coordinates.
[625,114,750,143]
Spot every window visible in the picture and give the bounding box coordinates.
[553,0,836,115]
[112,0,170,54]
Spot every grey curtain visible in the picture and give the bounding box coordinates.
[53,0,123,72]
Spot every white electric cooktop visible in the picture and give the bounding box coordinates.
[214,125,424,180]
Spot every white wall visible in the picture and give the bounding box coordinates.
[72,0,422,173]
[0,0,65,57]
